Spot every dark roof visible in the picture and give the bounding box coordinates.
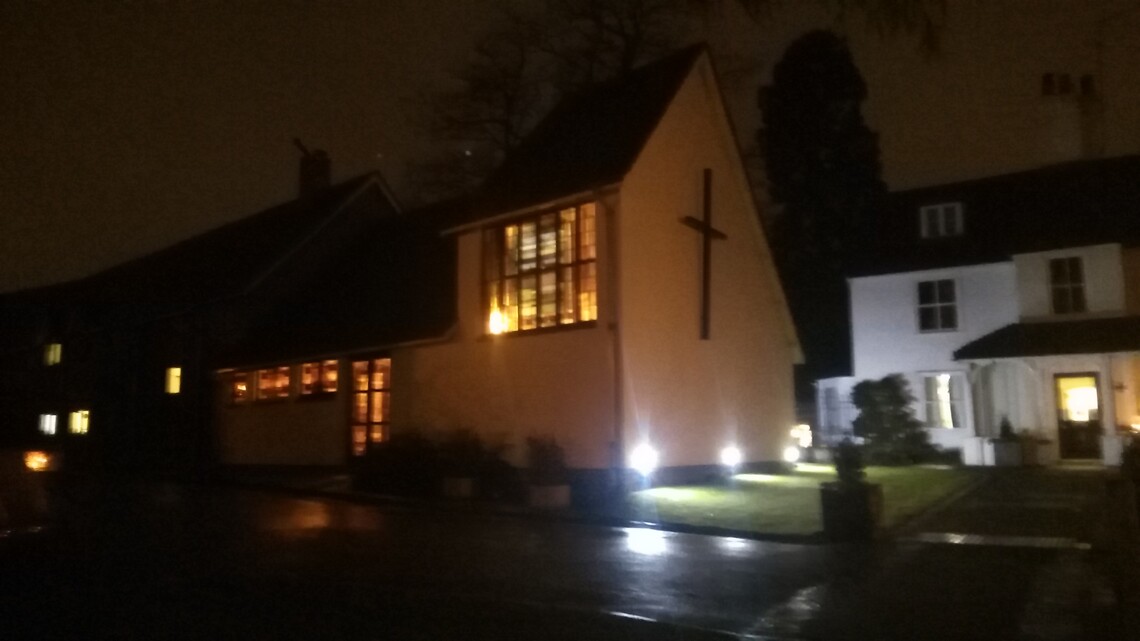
[852,155,1140,276]
[12,174,383,310]
[465,44,705,222]
[954,316,1140,360]
[216,202,459,367]
[0,174,393,350]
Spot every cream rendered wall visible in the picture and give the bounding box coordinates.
[1014,244,1125,319]
[616,59,798,467]
[394,204,617,470]
[217,364,348,466]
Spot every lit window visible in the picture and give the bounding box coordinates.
[39,413,57,436]
[232,372,250,403]
[917,279,957,332]
[350,358,390,456]
[165,367,182,394]
[257,366,291,400]
[919,203,963,239]
[44,342,62,366]
[69,409,90,435]
[923,374,965,429]
[1050,257,1086,314]
[300,360,338,395]
[484,202,598,334]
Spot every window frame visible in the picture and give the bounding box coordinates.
[917,279,958,333]
[255,366,291,401]
[44,342,62,366]
[300,360,339,396]
[483,202,599,336]
[350,358,391,457]
[919,203,964,239]
[165,367,182,395]
[69,409,90,435]
[39,413,58,436]
[1049,256,1087,315]
[922,373,966,429]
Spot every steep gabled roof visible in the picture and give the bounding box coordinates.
[467,44,706,221]
[955,316,1140,360]
[851,155,1140,277]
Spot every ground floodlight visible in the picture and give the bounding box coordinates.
[720,445,742,467]
[630,443,659,476]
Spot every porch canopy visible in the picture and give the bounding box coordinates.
[954,316,1140,360]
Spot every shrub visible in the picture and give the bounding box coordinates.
[525,437,568,486]
[851,374,937,464]
[352,431,442,497]
[832,439,865,485]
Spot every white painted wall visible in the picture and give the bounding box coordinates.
[851,262,1018,378]
[616,57,799,467]
[1014,243,1126,319]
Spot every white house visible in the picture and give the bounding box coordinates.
[817,155,1140,465]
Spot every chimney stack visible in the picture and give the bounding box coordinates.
[293,138,330,198]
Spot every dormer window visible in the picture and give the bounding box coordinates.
[919,203,963,239]
[1050,256,1086,314]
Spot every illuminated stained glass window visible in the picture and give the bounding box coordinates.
[351,358,390,456]
[484,202,598,334]
[301,360,339,395]
[257,366,291,400]
[232,372,250,403]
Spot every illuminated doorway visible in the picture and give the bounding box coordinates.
[1054,374,1101,459]
[350,358,391,457]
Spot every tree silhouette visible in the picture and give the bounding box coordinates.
[759,30,885,383]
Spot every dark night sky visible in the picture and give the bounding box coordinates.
[0,1,495,292]
[3,1,1137,294]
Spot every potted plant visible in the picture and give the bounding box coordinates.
[525,436,571,508]
[819,440,882,542]
[984,417,1023,466]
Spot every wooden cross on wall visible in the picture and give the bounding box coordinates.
[680,168,727,340]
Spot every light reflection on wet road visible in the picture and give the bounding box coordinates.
[3,479,831,639]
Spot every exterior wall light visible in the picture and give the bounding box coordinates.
[629,443,659,476]
[783,445,802,463]
[720,445,742,467]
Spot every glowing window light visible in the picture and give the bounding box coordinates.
[790,424,812,448]
[783,446,801,463]
[629,443,659,476]
[488,307,506,335]
[69,409,90,435]
[720,445,742,467]
[24,451,51,472]
[39,414,57,436]
[165,367,182,394]
[44,342,62,366]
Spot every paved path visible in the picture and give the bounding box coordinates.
[752,465,1127,640]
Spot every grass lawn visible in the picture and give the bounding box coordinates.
[627,464,984,536]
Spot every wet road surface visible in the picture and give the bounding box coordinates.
[0,469,1126,639]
